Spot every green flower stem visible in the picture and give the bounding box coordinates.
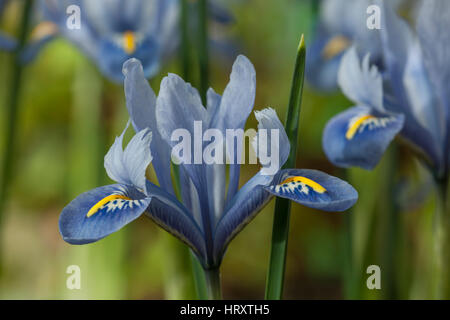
[433,177,449,299]
[383,145,400,299]
[205,268,222,300]
[342,188,358,299]
[174,0,208,300]
[0,0,33,276]
[198,0,209,105]
[180,0,192,81]
[265,35,306,300]
[190,252,208,299]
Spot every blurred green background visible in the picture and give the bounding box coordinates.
[0,0,440,299]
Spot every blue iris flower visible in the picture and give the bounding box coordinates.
[0,0,18,51]
[322,1,449,180]
[22,0,234,81]
[59,55,358,269]
[32,0,179,82]
[306,0,401,92]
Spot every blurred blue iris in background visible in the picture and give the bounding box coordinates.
[0,0,18,51]
[322,1,449,181]
[306,0,403,92]
[59,55,358,271]
[36,0,179,82]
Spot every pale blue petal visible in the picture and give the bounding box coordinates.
[323,106,404,170]
[145,180,207,263]
[338,47,383,111]
[417,0,450,176]
[210,55,256,202]
[213,171,274,265]
[104,123,153,193]
[156,72,208,190]
[253,108,290,175]
[123,58,174,193]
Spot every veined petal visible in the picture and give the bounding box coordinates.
[206,87,222,125]
[338,47,383,111]
[322,106,404,170]
[104,124,153,193]
[145,180,207,263]
[264,169,358,212]
[156,72,208,191]
[213,171,274,265]
[209,55,256,202]
[59,184,151,244]
[123,58,174,193]
[210,55,256,130]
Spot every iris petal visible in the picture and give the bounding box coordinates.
[59,184,151,244]
[104,124,153,193]
[323,106,404,170]
[156,72,208,193]
[145,180,207,264]
[209,55,256,203]
[338,47,383,111]
[213,171,274,265]
[123,58,174,193]
[264,169,358,212]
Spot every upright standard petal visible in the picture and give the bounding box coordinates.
[323,106,404,170]
[209,55,256,202]
[156,72,208,191]
[123,58,174,193]
[338,47,383,111]
[104,124,153,193]
[59,184,151,244]
[417,0,450,176]
[264,169,358,212]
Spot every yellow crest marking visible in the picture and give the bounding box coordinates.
[322,35,351,60]
[87,194,132,218]
[346,115,375,140]
[123,31,136,55]
[30,21,58,40]
[279,176,327,194]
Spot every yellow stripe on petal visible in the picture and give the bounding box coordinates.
[123,31,136,54]
[30,21,58,41]
[87,194,132,218]
[322,35,351,60]
[279,176,327,194]
[346,115,375,140]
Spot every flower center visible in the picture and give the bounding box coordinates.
[123,31,136,55]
